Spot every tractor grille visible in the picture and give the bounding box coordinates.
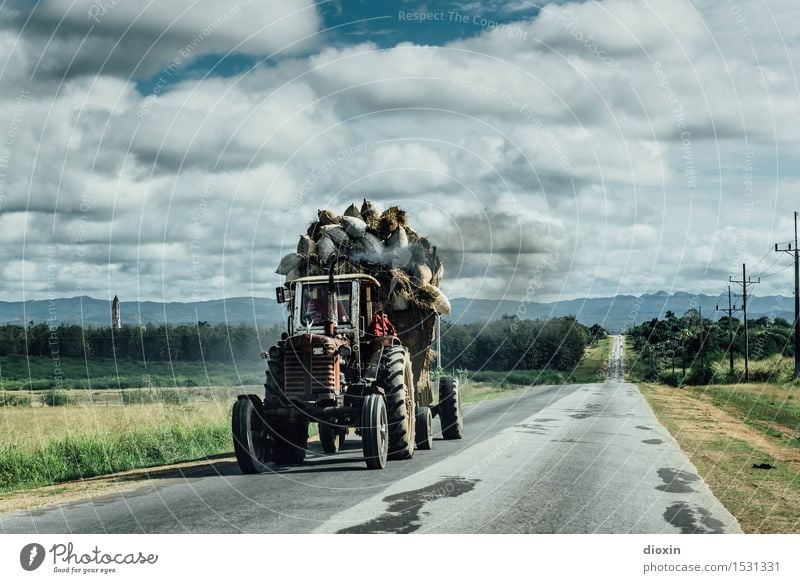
[283,335,339,398]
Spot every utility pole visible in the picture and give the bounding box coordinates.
[774,210,800,378]
[730,263,760,382]
[699,306,705,374]
[716,285,741,373]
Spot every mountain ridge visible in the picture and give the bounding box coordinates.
[0,292,792,332]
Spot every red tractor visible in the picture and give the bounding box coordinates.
[232,270,463,471]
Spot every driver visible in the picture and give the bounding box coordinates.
[305,287,349,325]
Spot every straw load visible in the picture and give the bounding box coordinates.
[275,199,450,316]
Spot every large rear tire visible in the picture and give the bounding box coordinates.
[377,346,415,460]
[362,394,388,469]
[439,377,463,440]
[415,406,433,450]
[270,418,308,465]
[232,397,271,474]
[319,422,344,454]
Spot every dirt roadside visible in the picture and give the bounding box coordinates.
[639,383,800,534]
[0,453,239,515]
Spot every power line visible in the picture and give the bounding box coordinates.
[749,246,775,270]
[755,253,782,277]
[759,262,793,280]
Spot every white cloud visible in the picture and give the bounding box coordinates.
[2,0,800,304]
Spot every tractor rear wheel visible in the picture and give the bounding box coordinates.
[319,422,344,454]
[415,406,433,450]
[232,396,271,474]
[439,377,463,440]
[377,346,415,460]
[362,394,388,469]
[270,418,309,464]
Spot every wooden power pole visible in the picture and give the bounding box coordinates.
[730,264,760,382]
[716,285,741,374]
[774,211,800,378]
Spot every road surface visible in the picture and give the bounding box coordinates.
[0,336,741,533]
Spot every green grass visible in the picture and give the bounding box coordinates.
[568,336,611,383]
[0,422,230,493]
[0,355,265,390]
[691,385,800,446]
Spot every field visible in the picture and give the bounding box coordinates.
[0,355,265,390]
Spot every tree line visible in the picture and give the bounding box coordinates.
[0,322,283,362]
[626,309,795,383]
[0,315,595,373]
[440,315,596,372]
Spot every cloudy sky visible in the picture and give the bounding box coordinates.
[1,0,799,304]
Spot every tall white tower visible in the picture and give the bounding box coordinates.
[112,295,121,329]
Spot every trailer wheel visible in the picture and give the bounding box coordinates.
[232,397,271,474]
[362,394,388,469]
[378,346,415,460]
[415,406,433,450]
[270,418,308,465]
[319,422,344,454]
[439,377,463,440]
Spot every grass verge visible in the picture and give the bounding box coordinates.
[639,382,800,533]
[0,395,246,493]
[0,422,230,493]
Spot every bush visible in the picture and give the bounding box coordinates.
[0,393,32,407]
[121,388,188,405]
[657,371,681,387]
[40,390,72,406]
[157,388,188,405]
[121,389,157,405]
[685,360,714,385]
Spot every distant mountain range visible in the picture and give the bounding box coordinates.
[0,296,286,328]
[0,291,793,332]
[448,292,794,332]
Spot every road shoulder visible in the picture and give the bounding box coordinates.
[638,383,800,533]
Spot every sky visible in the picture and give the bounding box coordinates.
[0,0,799,304]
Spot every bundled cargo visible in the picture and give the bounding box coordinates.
[276,198,449,315]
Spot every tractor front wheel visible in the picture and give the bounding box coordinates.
[232,396,271,474]
[362,394,388,469]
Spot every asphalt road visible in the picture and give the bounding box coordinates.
[0,336,741,534]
